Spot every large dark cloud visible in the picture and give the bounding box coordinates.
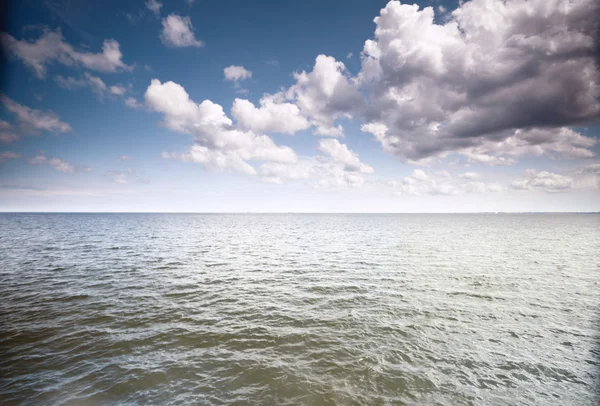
[357,0,600,162]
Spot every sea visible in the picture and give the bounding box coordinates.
[0,213,599,405]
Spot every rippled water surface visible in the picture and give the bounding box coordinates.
[0,213,599,405]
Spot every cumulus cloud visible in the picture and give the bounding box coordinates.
[393,169,503,195]
[27,153,75,173]
[1,28,132,78]
[318,138,374,173]
[146,0,162,16]
[0,151,21,163]
[357,0,600,162]
[259,140,374,188]
[146,79,296,174]
[510,169,572,192]
[286,55,363,137]
[124,97,143,109]
[460,127,597,164]
[224,65,252,83]
[109,85,127,96]
[1,95,71,135]
[55,72,107,97]
[231,94,310,135]
[160,14,204,48]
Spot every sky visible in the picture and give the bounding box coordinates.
[0,0,599,212]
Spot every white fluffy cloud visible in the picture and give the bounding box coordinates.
[357,0,599,162]
[393,169,503,195]
[224,65,252,83]
[124,97,143,109]
[1,95,71,135]
[510,169,573,192]
[109,85,127,96]
[259,140,374,188]
[231,94,310,135]
[318,139,374,173]
[146,0,162,16]
[160,14,204,48]
[146,79,297,174]
[286,55,363,137]
[1,29,132,79]
[460,128,597,165]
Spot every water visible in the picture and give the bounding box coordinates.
[0,213,598,405]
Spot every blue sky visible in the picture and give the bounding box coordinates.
[0,0,598,212]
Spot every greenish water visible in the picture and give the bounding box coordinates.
[0,214,599,405]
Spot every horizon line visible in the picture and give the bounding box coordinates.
[0,211,598,215]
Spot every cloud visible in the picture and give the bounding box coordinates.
[109,85,127,96]
[0,151,21,163]
[0,120,19,143]
[231,94,310,135]
[124,97,144,109]
[27,153,76,173]
[1,28,133,78]
[393,169,503,195]
[146,0,162,16]
[259,140,374,188]
[286,55,363,137]
[458,172,480,180]
[105,167,143,184]
[56,72,107,97]
[510,169,572,192]
[356,0,600,162]
[460,128,597,164]
[318,138,374,173]
[1,95,71,135]
[146,79,297,175]
[224,65,252,83]
[160,14,204,48]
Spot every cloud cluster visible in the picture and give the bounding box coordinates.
[160,15,204,48]
[510,169,573,192]
[56,73,131,100]
[259,139,374,188]
[1,29,132,78]
[224,65,252,83]
[1,95,71,138]
[356,0,599,162]
[146,0,162,16]
[146,79,296,175]
[460,127,597,165]
[232,94,310,135]
[392,169,503,195]
[286,55,362,137]
[27,153,75,173]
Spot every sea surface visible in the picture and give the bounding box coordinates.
[0,213,599,405]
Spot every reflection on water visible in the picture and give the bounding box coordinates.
[0,214,599,405]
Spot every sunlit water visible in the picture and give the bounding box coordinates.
[0,213,599,405]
